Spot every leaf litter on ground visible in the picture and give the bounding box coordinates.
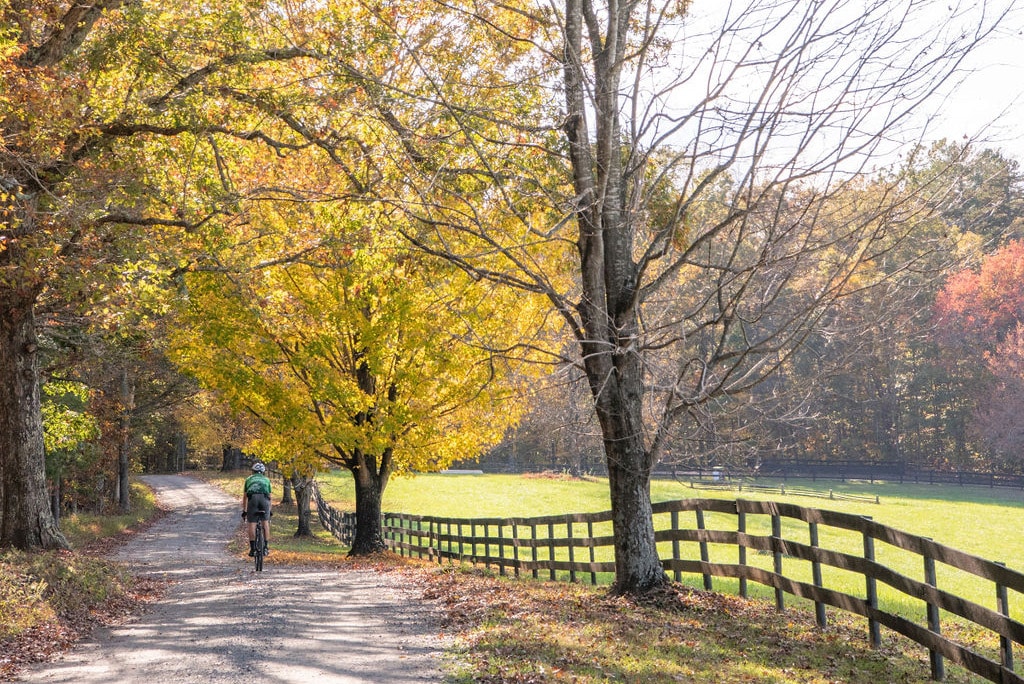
[409,563,988,684]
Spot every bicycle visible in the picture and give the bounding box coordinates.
[247,511,268,572]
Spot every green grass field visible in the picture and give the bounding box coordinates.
[239,468,1023,683]
[317,470,1024,635]
[317,471,1024,552]
[317,470,1024,567]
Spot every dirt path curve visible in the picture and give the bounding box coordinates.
[18,474,447,684]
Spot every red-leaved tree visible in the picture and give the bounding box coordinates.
[934,241,1024,352]
[935,241,1024,467]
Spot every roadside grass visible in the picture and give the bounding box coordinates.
[59,481,163,549]
[10,470,1002,683]
[0,480,165,679]
[317,469,1022,683]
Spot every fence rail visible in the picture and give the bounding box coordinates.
[313,484,355,546]
[314,488,1024,684]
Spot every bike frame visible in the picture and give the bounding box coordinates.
[252,511,266,572]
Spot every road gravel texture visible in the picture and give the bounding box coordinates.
[18,475,447,684]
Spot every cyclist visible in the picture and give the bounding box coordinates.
[242,462,272,557]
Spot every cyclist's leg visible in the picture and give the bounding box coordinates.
[248,520,257,556]
[245,495,260,556]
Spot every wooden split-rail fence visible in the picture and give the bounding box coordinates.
[313,486,1024,684]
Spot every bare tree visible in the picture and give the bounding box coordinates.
[359,0,1012,595]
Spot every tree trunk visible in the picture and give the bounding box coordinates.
[0,290,69,549]
[560,0,666,596]
[281,476,294,505]
[562,0,665,593]
[348,450,389,555]
[292,475,312,537]
[583,334,668,594]
[175,434,187,472]
[220,444,243,471]
[606,447,665,591]
[117,367,134,513]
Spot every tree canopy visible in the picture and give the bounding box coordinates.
[169,197,553,551]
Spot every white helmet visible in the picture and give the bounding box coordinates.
[251,462,266,474]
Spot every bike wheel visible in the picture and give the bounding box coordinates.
[254,523,264,572]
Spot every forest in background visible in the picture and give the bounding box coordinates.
[480,143,1024,477]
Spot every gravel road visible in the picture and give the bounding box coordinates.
[17,474,448,684]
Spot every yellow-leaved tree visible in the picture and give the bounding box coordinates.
[170,200,552,553]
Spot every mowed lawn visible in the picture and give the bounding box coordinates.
[317,470,1024,570]
[316,470,1024,683]
[317,470,1024,622]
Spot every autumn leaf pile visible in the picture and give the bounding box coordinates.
[0,548,165,679]
[412,565,971,683]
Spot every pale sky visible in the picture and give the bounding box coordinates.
[673,0,1024,169]
[930,15,1024,163]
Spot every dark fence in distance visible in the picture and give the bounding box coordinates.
[687,480,881,504]
[315,489,1024,684]
[753,460,1024,489]
[452,458,1024,490]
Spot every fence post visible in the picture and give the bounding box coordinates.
[772,514,784,611]
[924,547,944,681]
[512,521,520,578]
[445,521,453,565]
[738,508,748,599]
[809,521,826,629]
[548,522,556,581]
[497,522,506,576]
[863,525,881,648]
[441,520,449,564]
[483,524,491,573]
[405,515,411,556]
[436,520,443,564]
[428,520,436,565]
[588,520,597,585]
[567,518,577,583]
[471,521,477,563]
[531,523,539,580]
[671,510,681,582]
[430,519,438,563]
[996,561,1014,674]
[696,507,712,591]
